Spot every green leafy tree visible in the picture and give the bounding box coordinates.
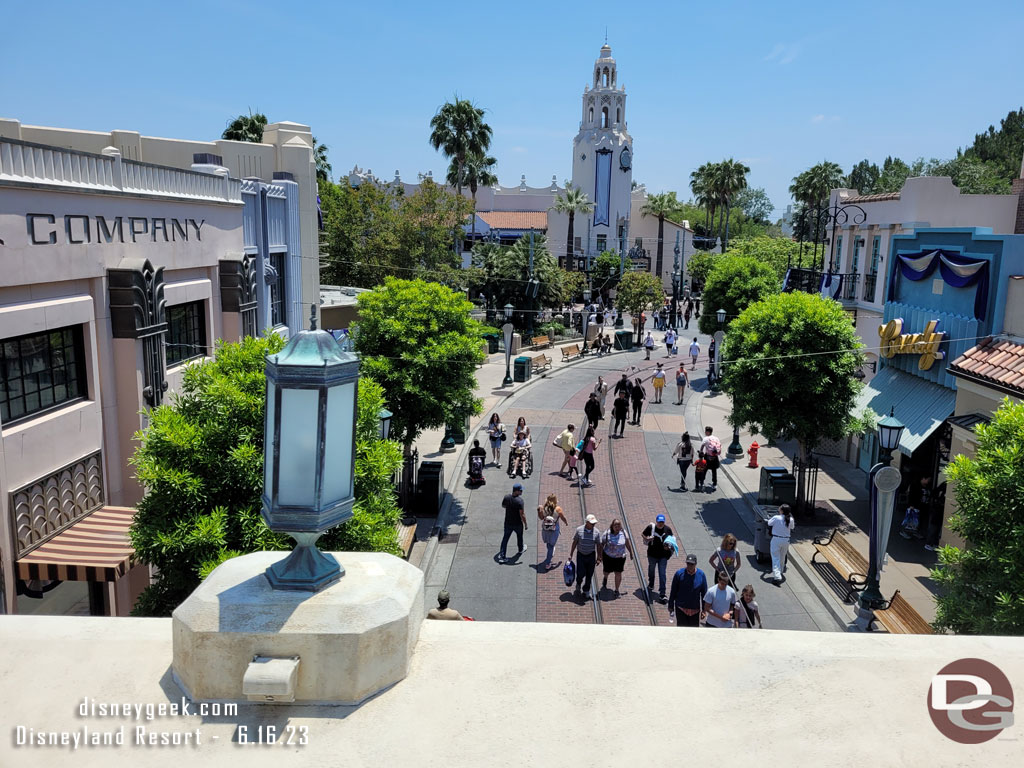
[690,163,717,238]
[447,149,498,242]
[964,107,1024,186]
[723,292,862,506]
[312,137,332,183]
[697,256,780,335]
[723,235,800,280]
[550,183,594,270]
[591,250,622,297]
[790,161,845,207]
[734,187,774,225]
[922,155,1011,194]
[686,251,722,290]
[710,159,750,250]
[844,159,880,195]
[129,335,403,616]
[222,110,268,143]
[932,399,1024,635]
[877,156,912,193]
[354,278,485,454]
[641,191,683,279]
[429,98,492,199]
[557,268,587,306]
[616,270,664,342]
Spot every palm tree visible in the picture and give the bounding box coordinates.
[312,137,332,183]
[790,162,845,267]
[429,99,493,199]
[222,110,267,143]
[550,183,595,271]
[714,158,750,251]
[690,164,713,234]
[641,191,682,280]
[447,150,497,244]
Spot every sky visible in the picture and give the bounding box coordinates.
[3,0,1022,217]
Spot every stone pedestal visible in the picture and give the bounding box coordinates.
[172,551,424,705]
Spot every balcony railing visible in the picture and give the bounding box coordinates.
[863,272,878,303]
[841,273,859,301]
[784,268,861,302]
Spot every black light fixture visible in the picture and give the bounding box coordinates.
[378,408,392,441]
[877,407,906,462]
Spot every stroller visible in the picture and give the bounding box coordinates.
[467,454,486,486]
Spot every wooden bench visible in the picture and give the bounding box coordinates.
[396,519,417,560]
[560,343,584,362]
[530,334,553,349]
[812,528,869,602]
[531,354,552,374]
[871,590,934,634]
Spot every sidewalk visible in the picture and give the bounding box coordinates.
[697,389,940,625]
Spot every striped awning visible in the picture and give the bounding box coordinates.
[17,506,136,582]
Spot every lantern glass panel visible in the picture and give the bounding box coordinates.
[264,381,276,499]
[277,387,320,506]
[322,381,356,505]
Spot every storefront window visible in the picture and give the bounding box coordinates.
[0,326,87,424]
[270,253,287,326]
[165,301,207,366]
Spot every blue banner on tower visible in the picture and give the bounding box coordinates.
[594,149,612,226]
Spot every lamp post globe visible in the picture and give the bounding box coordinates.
[503,303,513,321]
[378,407,392,441]
[877,407,905,463]
[716,307,726,326]
[262,305,359,591]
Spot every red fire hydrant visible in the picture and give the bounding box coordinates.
[747,441,759,468]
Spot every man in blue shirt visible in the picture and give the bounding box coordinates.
[668,554,707,627]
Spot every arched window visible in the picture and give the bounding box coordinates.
[616,108,621,124]
[589,107,594,123]
[601,107,608,128]
[602,68,609,87]
[595,69,600,87]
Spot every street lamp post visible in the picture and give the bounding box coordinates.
[581,305,592,354]
[502,304,515,387]
[857,408,906,616]
[261,305,358,591]
[670,232,681,329]
[711,307,725,392]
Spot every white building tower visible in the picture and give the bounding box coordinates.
[570,43,633,268]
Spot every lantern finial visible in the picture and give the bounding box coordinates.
[309,303,318,331]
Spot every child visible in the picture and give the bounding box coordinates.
[693,456,708,491]
[736,585,762,628]
[566,449,580,481]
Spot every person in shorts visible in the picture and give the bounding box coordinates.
[675,364,688,405]
[689,338,700,370]
[651,363,666,403]
[600,518,634,595]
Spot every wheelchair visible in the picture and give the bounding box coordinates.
[507,446,533,478]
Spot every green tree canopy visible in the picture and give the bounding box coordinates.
[354,278,484,453]
[723,291,862,466]
[734,187,774,225]
[686,251,722,289]
[222,110,267,143]
[932,399,1024,635]
[845,159,880,195]
[722,235,798,280]
[697,256,780,335]
[429,98,492,198]
[591,250,622,296]
[964,106,1024,186]
[616,270,664,341]
[469,236,563,314]
[551,183,595,269]
[129,335,403,616]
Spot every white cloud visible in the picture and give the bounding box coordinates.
[810,115,840,124]
[763,43,785,62]
[510,146,528,154]
[765,42,800,64]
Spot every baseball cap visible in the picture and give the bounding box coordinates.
[656,514,666,522]
[438,589,451,601]
[686,554,698,564]
[585,514,598,524]
[512,482,524,491]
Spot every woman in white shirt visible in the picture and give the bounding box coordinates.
[767,503,795,583]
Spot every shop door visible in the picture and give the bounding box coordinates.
[858,432,877,474]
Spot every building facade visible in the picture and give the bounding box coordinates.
[0,126,313,617]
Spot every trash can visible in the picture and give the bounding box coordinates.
[614,330,634,350]
[753,504,777,563]
[417,461,445,518]
[513,356,532,382]
[484,333,499,354]
[758,466,789,505]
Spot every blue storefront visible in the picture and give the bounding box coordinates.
[855,227,1024,479]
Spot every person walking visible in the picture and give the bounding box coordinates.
[667,553,707,627]
[584,393,602,430]
[498,482,528,563]
[641,514,674,602]
[554,423,576,477]
[674,363,688,405]
[651,363,666,403]
[611,390,629,437]
[514,416,531,440]
[630,377,646,424]
[901,475,932,542]
[708,338,717,371]
[735,585,762,628]
[671,432,694,490]
[700,426,722,490]
[600,518,635,595]
[767,503,795,583]
[486,412,505,466]
[643,331,655,360]
[664,327,675,358]
[703,570,738,628]
[594,376,609,419]
[613,373,632,399]
[569,514,602,599]
[689,337,700,370]
[580,427,600,487]
[538,494,569,570]
[683,302,692,330]
[709,533,742,588]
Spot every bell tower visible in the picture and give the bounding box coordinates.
[571,43,633,267]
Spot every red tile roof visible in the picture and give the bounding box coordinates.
[478,211,548,230]
[949,336,1024,393]
[842,191,901,203]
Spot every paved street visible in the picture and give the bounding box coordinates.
[422,321,849,630]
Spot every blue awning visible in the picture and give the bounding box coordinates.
[855,366,954,456]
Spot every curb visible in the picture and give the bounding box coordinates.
[717,458,853,631]
[417,342,646,583]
